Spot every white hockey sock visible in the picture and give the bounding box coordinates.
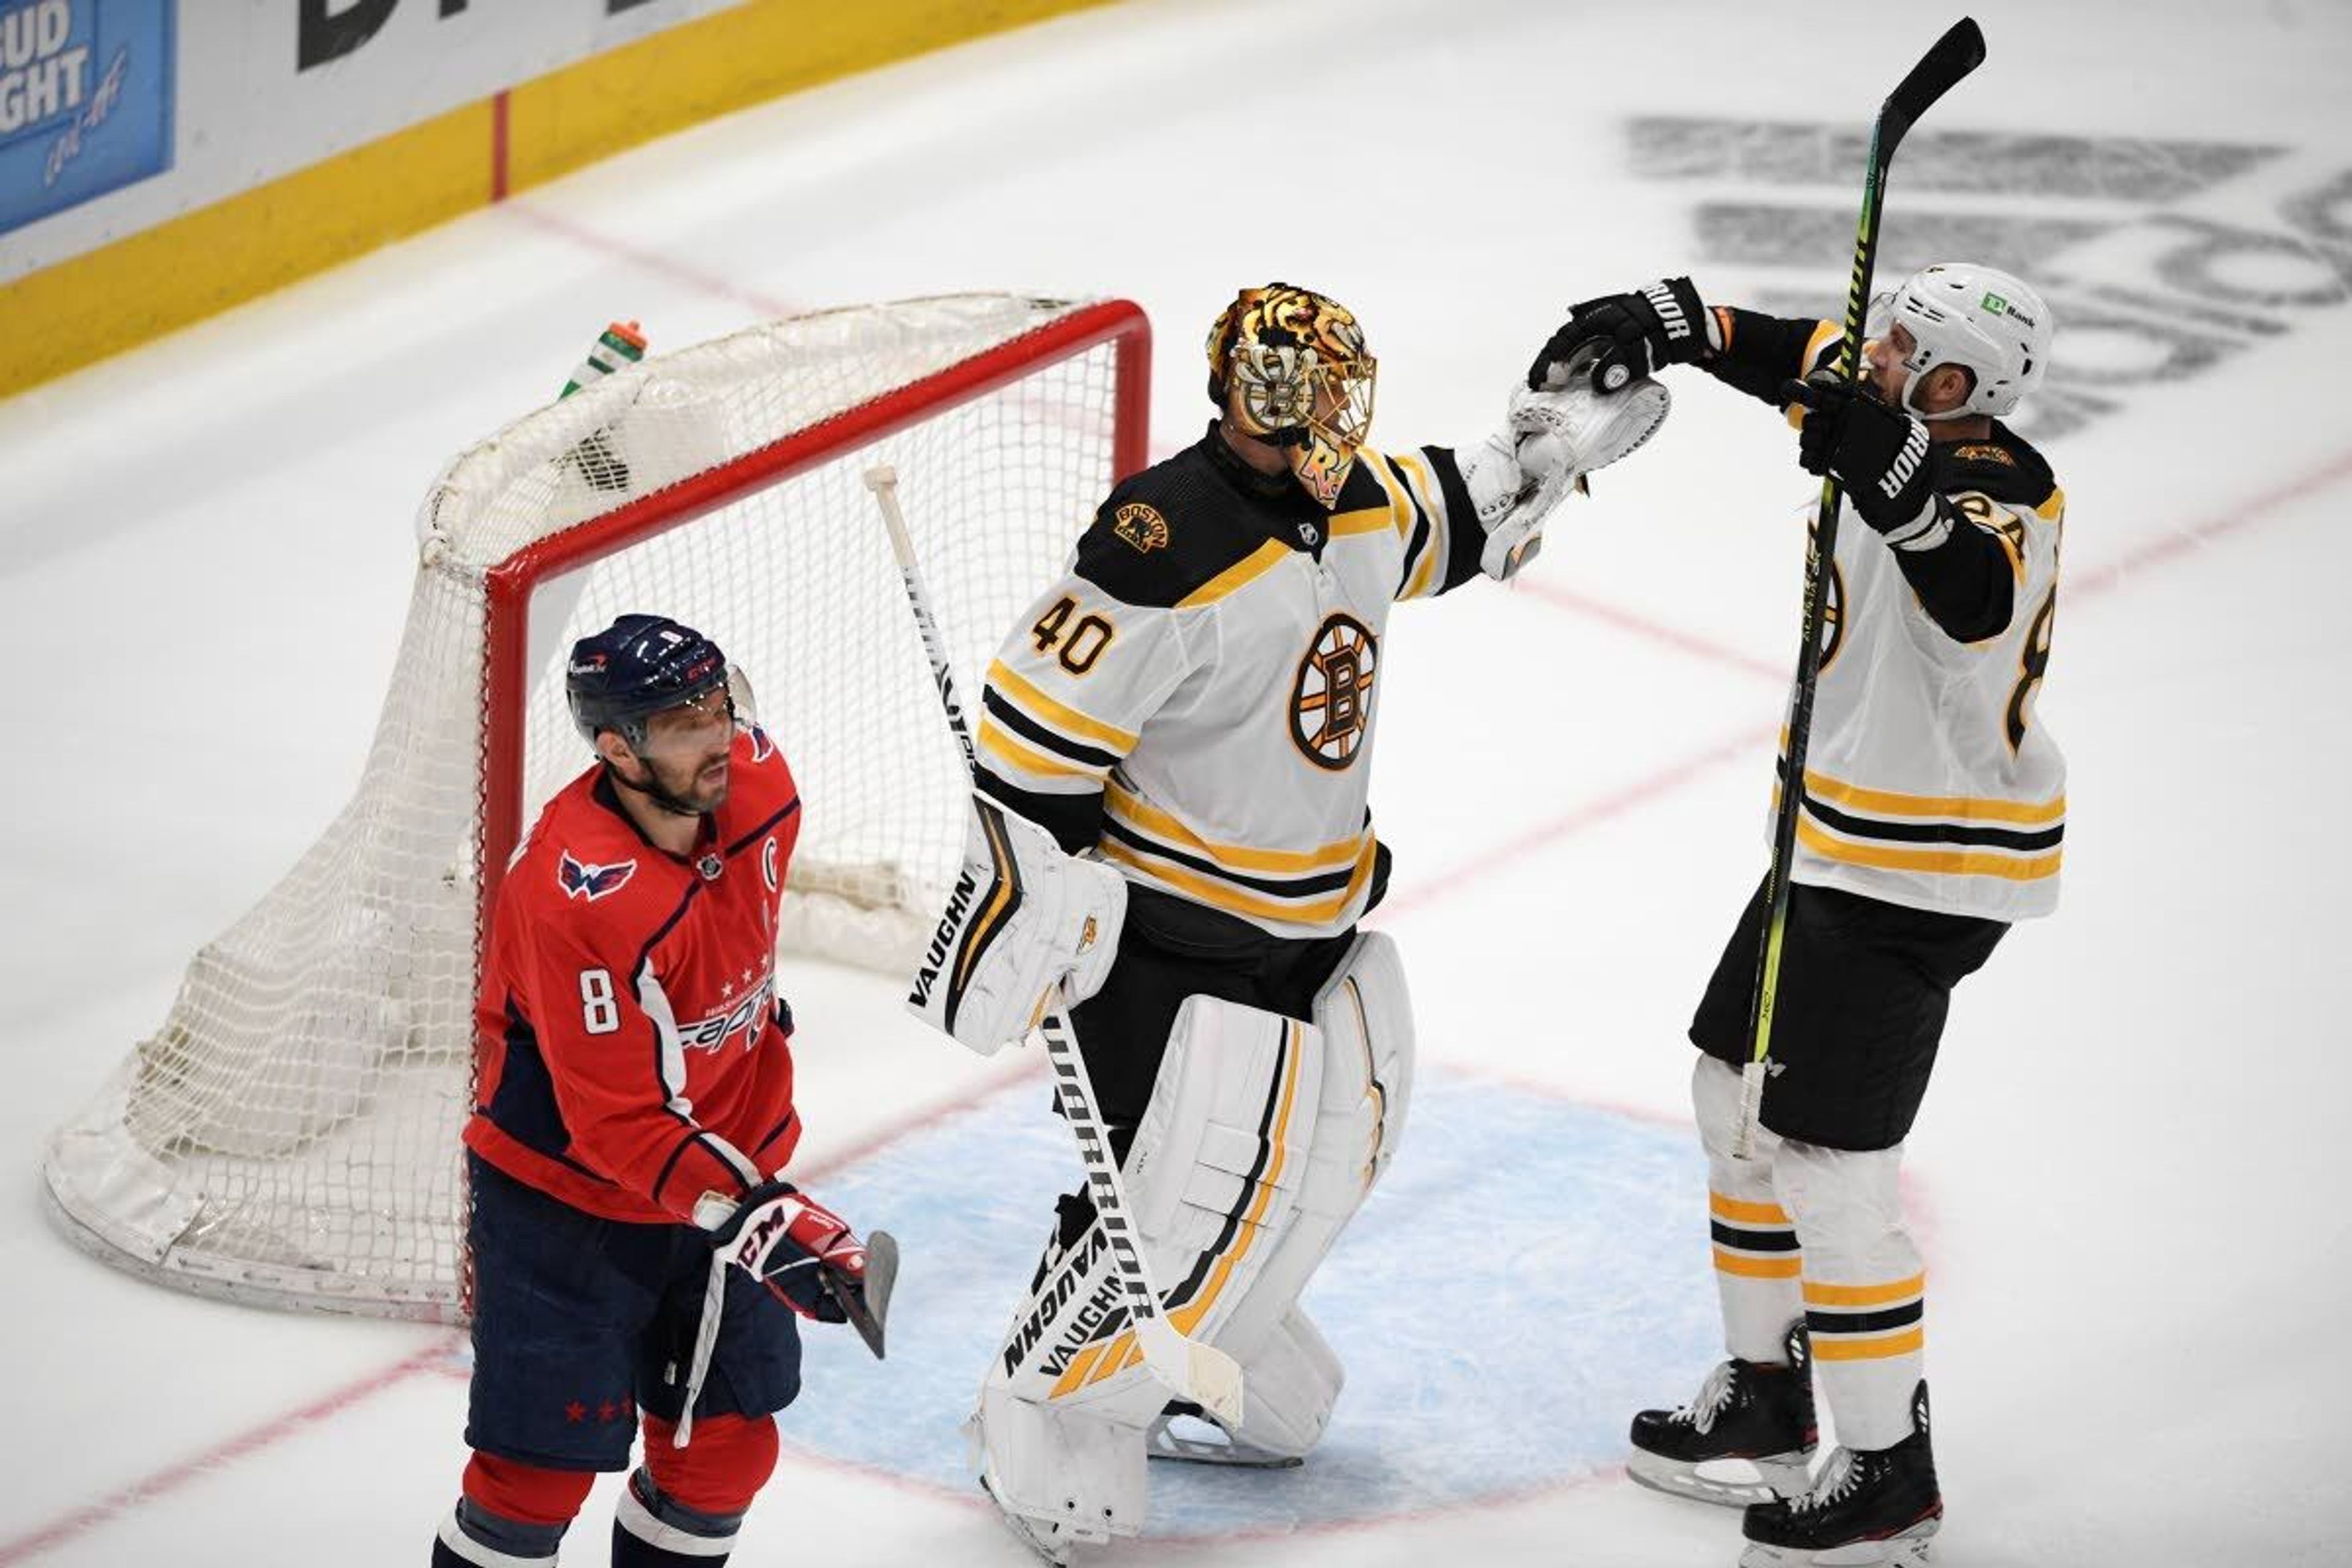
[1692,1056,1803,1363]
[1774,1136,1926,1452]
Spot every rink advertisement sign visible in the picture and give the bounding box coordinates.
[0,0,173,237]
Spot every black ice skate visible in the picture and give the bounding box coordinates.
[1628,1322,1815,1506]
[1738,1382,1941,1567]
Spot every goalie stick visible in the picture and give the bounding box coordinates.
[864,464,1248,1430]
[1735,17,1989,1159]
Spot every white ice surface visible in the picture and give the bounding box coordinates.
[2,1,2348,1563]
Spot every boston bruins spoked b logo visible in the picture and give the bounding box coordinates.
[1291,613,1378,770]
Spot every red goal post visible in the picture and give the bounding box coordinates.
[43,294,1152,1322]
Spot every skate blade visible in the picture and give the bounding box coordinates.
[1627,1448,1811,1508]
[1737,1517,1938,1567]
[1145,1417,1302,1469]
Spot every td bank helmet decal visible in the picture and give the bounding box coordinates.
[1292,613,1378,770]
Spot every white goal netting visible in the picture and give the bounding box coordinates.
[42,293,1148,1321]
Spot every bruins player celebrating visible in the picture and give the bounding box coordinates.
[1530,265,2064,1567]
[907,283,1664,1559]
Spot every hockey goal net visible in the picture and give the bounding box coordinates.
[42,293,1150,1322]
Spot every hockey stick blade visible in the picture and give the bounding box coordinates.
[1136,1315,1245,1430]
[1878,18,1986,164]
[826,1229,899,1360]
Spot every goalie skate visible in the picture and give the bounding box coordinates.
[1145,1404,1305,1470]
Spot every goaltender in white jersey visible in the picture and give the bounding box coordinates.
[906,282,1668,1562]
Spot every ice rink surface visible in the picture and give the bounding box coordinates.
[4,1,2350,1562]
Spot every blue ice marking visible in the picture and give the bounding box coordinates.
[785,1069,1721,1537]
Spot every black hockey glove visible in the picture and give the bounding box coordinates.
[1785,373,1943,538]
[1526,277,1712,393]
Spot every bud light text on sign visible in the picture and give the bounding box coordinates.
[0,0,172,237]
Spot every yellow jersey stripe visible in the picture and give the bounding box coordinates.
[2037,485,2065,522]
[1713,1248,1803,1280]
[979,718,1103,780]
[1104,785,1365,873]
[986,660,1138,751]
[1327,506,1393,538]
[1177,538,1291,609]
[1798,816,2061,881]
[1709,1193,1792,1226]
[1101,837,1378,925]
[1804,1273,1926,1308]
[1812,1326,1926,1362]
[1782,744,2067,826]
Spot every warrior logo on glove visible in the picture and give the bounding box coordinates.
[1207,284,1378,508]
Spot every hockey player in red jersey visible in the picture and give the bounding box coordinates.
[1531,265,2065,1567]
[433,614,891,1568]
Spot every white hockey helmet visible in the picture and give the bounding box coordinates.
[1872,262,2052,420]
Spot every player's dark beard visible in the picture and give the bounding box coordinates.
[609,750,725,818]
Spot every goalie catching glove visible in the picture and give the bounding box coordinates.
[696,1181,897,1357]
[906,794,1126,1055]
[1458,366,1672,579]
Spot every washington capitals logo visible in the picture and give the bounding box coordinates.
[558,851,638,902]
[748,725,775,763]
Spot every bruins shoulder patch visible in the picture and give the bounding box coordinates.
[1114,502,1169,553]
[1952,442,2015,466]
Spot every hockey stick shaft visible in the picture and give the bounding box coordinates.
[863,466,1245,1427]
[1734,18,1988,1159]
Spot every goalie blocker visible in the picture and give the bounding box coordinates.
[971,929,1414,1556]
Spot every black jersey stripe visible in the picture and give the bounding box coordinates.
[1099,817,1362,899]
[723,796,801,859]
[1801,793,2064,852]
[984,687,1123,770]
[1385,453,1434,598]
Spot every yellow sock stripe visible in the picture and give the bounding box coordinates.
[1709,1192,1791,1226]
[1714,1247,1803,1280]
[1811,1326,1925,1362]
[1803,1273,1926,1308]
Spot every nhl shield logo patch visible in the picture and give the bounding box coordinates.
[1291,612,1378,771]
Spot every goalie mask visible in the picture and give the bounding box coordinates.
[1206,284,1377,509]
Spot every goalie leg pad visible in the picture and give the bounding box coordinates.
[970,1385,1148,1550]
[1209,931,1415,1376]
[906,795,1126,1057]
[974,996,1322,1530]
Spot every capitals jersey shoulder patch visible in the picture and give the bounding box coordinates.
[557,850,637,901]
